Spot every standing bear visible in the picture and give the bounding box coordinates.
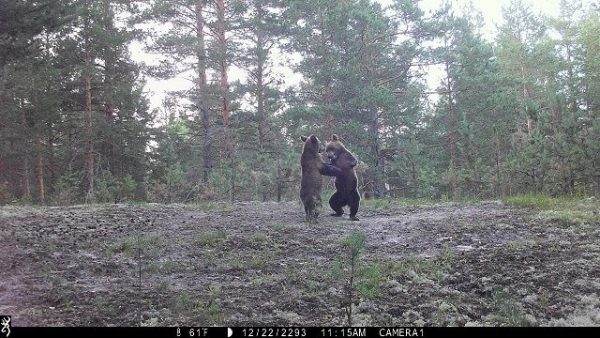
[300,135,342,223]
[325,134,361,221]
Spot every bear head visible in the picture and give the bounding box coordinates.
[300,134,324,155]
[325,134,357,168]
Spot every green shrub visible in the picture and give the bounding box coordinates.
[52,172,80,205]
[118,174,137,201]
[96,170,118,203]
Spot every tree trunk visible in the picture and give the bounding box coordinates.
[47,128,56,188]
[521,63,534,134]
[445,59,457,198]
[84,0,94,202]
[102,0,116,176]
[254,0,266,148]
[36,137,45,204]
[85,73,94,202]
[493,125,502,197]
[214,0,234,202]
[323,79,334,137]
[276,157,282,202]
[368,114,386,198]
[22,157,31,199]
[215,0,229,131]
[21,110,31,199]
[195,0,211,183]
[257,62,265,147]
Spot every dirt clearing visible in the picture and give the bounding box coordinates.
[1,199,599,326]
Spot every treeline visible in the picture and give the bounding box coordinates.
[0,0,598,205]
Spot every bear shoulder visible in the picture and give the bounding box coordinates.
[337,151,358,169]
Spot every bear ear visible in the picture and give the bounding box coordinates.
[331,134,339,141]
[300,135,308,142]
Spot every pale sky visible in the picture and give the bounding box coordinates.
[417,0,562,38]
[132,0,571,116]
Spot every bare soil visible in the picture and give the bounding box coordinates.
[1,200,599,327]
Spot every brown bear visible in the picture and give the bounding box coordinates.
[300,135,342,223]
[325,134,360,221]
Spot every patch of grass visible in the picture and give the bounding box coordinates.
[250,231,268,243]
[249,250,271,269]
[391,249,453,284]
[45,274,77,305]
[506,195,599,227]
[172,286,222,321]
[503,194,595,210]
[206,284,223,321]
[338,231,366,256]
[108,235,161,256]
[252,275,275,287]
[326,260,343,281]
[307,280,321,293]
[362,199,393,209]
[357,263,384,299]
[194,230,227,247]
[507,240,527,250]
[92,294,113,317]
[491,291,528,326]
[158,280,170,291]
[546,240,562,253]
[464,221,487,229]
[0,206,46,218]
[227,253,246,271]
[537,209,598,227]
[208,283,222,297]
[173,290,201,314]
[146,260,180,274]
[504,194,557,209]
[432,299,458,325]
[285,266,305,285]
[207,302,221,319]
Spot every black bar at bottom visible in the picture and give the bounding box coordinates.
[10,326,598,338]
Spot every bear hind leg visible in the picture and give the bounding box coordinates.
[329,191,345,217]
[305,196,321,224]
[304,203,312,222]
[348,190,361,221]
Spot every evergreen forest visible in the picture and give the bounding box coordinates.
[1,0,599,205]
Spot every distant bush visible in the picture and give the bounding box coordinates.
[148,162,197,203]
[118,175,137,201]
[52,172,80,205]
[96,170,118,203]
[93,171,139,203]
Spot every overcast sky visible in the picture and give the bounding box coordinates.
[417,0,562,36]
[133,0,571,115]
